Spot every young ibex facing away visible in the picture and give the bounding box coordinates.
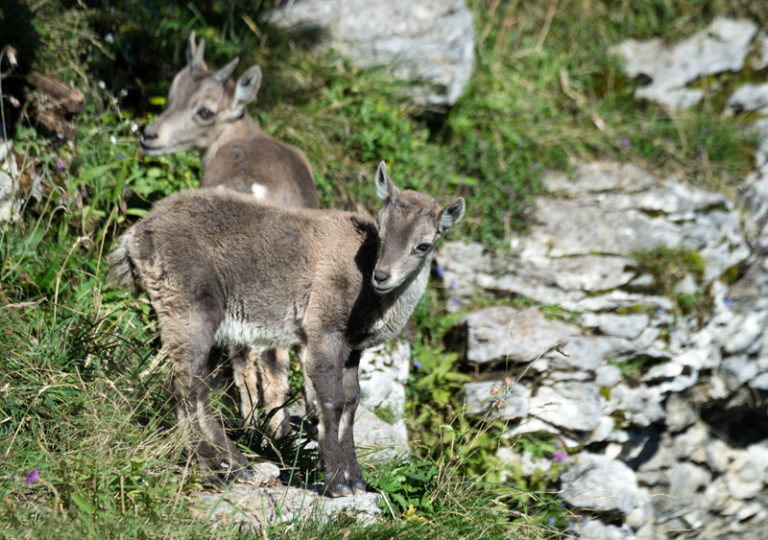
[109,162,465,496]
[140,32,319,436]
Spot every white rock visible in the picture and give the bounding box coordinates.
[727,83,768,114]
[611,17,757,109]
[581,313,649,340]
[463,381,529,420]
[529,384,602,432]
[268,0,475,105]
[560,452,640,515]
[726,444,768,500]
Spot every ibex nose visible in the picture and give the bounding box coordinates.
[373,270,390,285]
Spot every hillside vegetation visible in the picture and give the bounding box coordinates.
[0,1,763,538]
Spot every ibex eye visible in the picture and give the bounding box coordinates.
[415,242,431,253]
[196,107,215,120]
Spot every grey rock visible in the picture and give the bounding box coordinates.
[727,83,768,114]
[572,519,635,540]
[354,408,409,462]
[464,380,529,420]
[665,395,697,432]
[529,383,602,432]
[545,161,658,196]
[625,486,656,532]
[595,364,623,388]
[460,306,574,364]
[191,484,382,531]
[723,311,767,354]
[606,384,665,427]
[611,17,757,109]
[560,452,640,515]
[545,335,627,373]
[521,197,684,258]
[672,423,709,461]
[581,313,649,340]
[720,355,759,391]
[705,439,731,474]
[725,444,768,500]
[268,0,475,106]
[0,141,21,223]
[359,340,410,416]
[496,446,552,479]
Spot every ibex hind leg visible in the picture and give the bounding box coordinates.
[260,347,292,439]
[231,346,261,428]
[161,309,253,484]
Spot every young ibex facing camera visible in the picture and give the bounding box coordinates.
[109,162,465,496]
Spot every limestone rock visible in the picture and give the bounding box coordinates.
[560,452,640,515]
[268,0,475,106]
[460,306,574,365]
[611,17,757,109]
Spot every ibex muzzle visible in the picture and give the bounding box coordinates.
[108,162,465,496]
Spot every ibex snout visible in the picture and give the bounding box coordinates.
[372,269,392,292]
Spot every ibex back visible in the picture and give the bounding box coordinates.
[109,162,465,496]
[140,32,319,435]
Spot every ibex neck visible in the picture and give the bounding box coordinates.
[352,255,432,349]
[201,115,265,170]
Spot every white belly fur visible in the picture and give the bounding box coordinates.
[214,316,298,348]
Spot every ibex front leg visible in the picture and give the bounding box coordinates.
[305,332,354,497]
[340,349,365,493]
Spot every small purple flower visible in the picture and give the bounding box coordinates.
[2,455,7,461]
[434,264,444,278]
[725,298,733,308]
[56,160,65,170]
[657,307,664,316]
[413,358,422,370]
[560,501,566,507]
[567,521,573,528]
[620,136,630,149]
[551,450,567,463]
[117,153,125,161]
[449,280,456,291]
[451,298,459,307]
[26,469,40,484]
[547,518,555,525]
[582,518,590,525]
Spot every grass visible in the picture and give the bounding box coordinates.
[1,0,766,537]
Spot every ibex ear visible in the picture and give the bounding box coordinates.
[234,64,262,104]
[225,64,261,120]
[439,197,465,233]
[187,31,206,70]
[212,57,239,83]
[375,161,399,201]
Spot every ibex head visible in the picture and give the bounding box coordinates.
[371,161,465,294]
[140,31,262,155]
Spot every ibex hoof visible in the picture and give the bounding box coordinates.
[324,481,354,498]
[351,479,367,494]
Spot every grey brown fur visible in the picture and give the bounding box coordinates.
[140,31,319,435]
[108,162,464,496]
